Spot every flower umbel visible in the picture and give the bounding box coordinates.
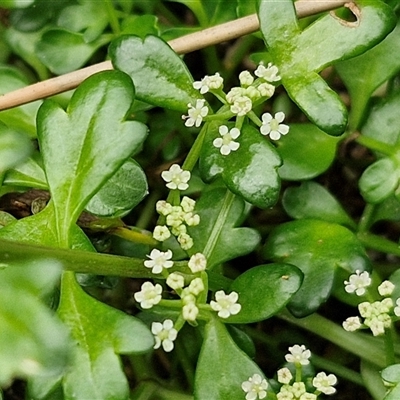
[134,281,162,309]
[151,319,178,352]
[183,99,209,127]
[161,164,191,191]
[213,125,240,155]
[144,249,174,274]
[344,270,371,296]
[260,112,289,140]
[210,290,241,318]
[241,373,268,400]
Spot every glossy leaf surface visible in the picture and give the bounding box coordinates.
[86,159,148,217]
[36,29,111,75]
[336,21,400,129]
[227,263,303,323]
[0,122,32,173]
[194,317,267,400]
[200,122,281,208]
[381,364,400,400]
[258,0,396,135]
[264,219,371,316]
[276,124,340,180]
[56,272,154,400]
[188,188,260,269]
[110,35,202,112]
[0,260,68,386]
[283,181,356,229]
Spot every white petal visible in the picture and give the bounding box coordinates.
[220,145,231,155]
[269,131,281,140]
[279,124,289,135]
[230,128,240,139]
[230,142,240,151]
[275,111,285,122]
[213,138,223,148]
[261,113,273,123]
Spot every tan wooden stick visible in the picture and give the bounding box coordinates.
[0,0,347,111]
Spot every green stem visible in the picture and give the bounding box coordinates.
[202,190,236,266]
[104,0,121,35]
[356,135,395,156]
[357,232,400,257]
[357,203,376,233]
[385,326,396,366]
[182,124,207,172]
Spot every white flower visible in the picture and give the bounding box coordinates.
[258,82,275,98]
[182,302,199,322]
[226,87,245,104]
[244,86,261,100]
[134,281,162,309]
[230,95,252,116]
[291,382,306,397]
[300,393,317,400]
[166,207,185,227]
[193,73,223,94]
[312,372,337,395]
[367,318,386,336]
[277,367,293,384]
[342,316,362,332]
[177,233,194,250]
[188,277,204,296]
[144,249,174,274]
[210,290,241,318]
[394,298,400,316]
[260,112,289,140]
[184,212,200,226]
[171,224,187,236]
[358,301,372,318]
[276,391,293,400]
[153,225,171,241]
[166,273,185,291]
[180,196,196,213]
[378,280,395,296]
[156,200,173,216]
[255,62,281,82]
[188,253,207,273]
[285,344,311,366]
[151,319,178,352]
[241,373,268,400]
[213,125,240,155]
[344,269,371,296]
[183,99,209,127]
[239,70,254,87]
[161,164,191,191]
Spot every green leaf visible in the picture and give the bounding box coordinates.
[86,159,148,218]
[54,272,154,400]
[109,35,202,112]
[336,21,400,129]
[382,364,400,400]
[36,29,111,75]
[227,263,303,324]
[361,90,400,146]
[0,259,68,387]
[188,188,260,269]
[194,317,268,400]
[120,15,160,38]
[57,0,109,42]
[276,124,340,180]
[359,157,400,204]
[0,66,42,136]
[200,122,281,208]
[258,0,396,135]
[282,181,356,229]
[264,219,371,317]
[3,154,47,189]
[37,70,147,245]
[0,0,34,8]
[0,122,32,173]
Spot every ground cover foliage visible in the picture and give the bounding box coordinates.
[2,0,400,399]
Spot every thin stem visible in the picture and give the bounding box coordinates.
[356,134,396,156]
[202,190,236,265]
[357,232,400,257]
[104,0,121,35]
[0,0,347,111]
[357,203,376,233]
[385,326,396,366]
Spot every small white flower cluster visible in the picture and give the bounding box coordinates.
[154,195,200,250]
[242,345,337,400]
[343,273,399,336]
[161,164,191,191]
[193,72,223,94]
[213,125,241,155]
